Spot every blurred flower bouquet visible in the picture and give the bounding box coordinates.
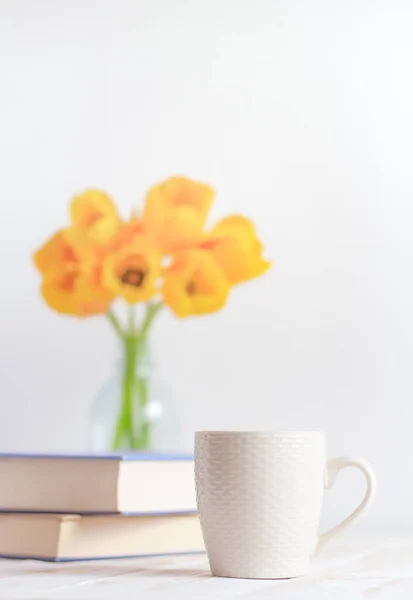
[33,177,270,450]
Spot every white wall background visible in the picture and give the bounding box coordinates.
[1,0,413,534]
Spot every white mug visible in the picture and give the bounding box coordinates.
[195,430,376,579]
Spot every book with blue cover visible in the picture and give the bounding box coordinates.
[0,452,196,515]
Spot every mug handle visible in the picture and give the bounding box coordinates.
[316,456,377,554]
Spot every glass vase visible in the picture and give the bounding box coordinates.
[91,336,181,452]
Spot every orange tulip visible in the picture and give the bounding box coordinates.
[102,236,162,304]
[201,215,270,284]
[142,176,214,254]
[162,249,231,317]
[70,189,120,245]
[33,230,113,317]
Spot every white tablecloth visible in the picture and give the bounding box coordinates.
[0,536,411,599]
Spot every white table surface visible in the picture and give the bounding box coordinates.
[1,536,412,599]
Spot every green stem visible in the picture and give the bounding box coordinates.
[106,310,125,340]
[124,335,138,448]
[140,302,163,341]
[135,374,149,448]
[112,403,128,450]
[128,304,136,336]
[132,303,162,448]
[111,302,163,451]
[112,334,137,450]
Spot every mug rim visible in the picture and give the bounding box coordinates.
[195,429,324,437]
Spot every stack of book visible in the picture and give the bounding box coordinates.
[0,452,204,561]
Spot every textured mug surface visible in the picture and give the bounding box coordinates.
[195,431,376,579]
